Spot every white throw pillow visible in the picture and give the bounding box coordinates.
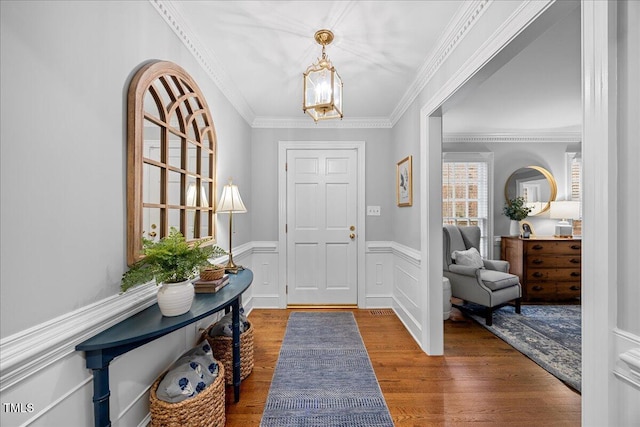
[452,247,484,269]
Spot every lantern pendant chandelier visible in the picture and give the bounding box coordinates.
[303,29,343,122]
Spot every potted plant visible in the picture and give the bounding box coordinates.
[503,196,533,236]
[121,227,227,316]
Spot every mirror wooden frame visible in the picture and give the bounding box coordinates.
[504,165,557,216]
[127,61,217,265]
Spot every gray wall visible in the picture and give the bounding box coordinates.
[443,141,579,238]
[0,0,252,337]
[250,127,394,242]
[391,101,422,249]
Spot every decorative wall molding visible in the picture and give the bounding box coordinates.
[0,283,158,392]
[0,241,261,393]
[251,116,393,129]
[391,242,422,267]
[151,0,488,129]
[443,131,582,144]
[390,0,489,125]
[149,0,256,124]
[613,328,640,390]
[366,241,421,266]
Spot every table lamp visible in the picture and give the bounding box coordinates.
[217,178,247,273]
[550,200,580,238]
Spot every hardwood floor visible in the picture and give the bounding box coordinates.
[223,308,581,426]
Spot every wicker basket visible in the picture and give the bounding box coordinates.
[206,322,254,385]
[200,265,225,281]
[149,363,225,427]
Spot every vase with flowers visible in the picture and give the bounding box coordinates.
[121,227,227,316]
[503,196,532,236]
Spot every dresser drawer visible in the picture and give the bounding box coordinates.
[527,255,581,268]
[527,268,581,281]
[556,282,581,299]
[525,241,582,255]
[526,283,557,299]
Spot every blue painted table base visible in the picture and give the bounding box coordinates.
[77,269,253,427]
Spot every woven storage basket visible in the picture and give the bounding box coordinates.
[200,266,225,281]
[207,322,254,385]
[149,362,225,427]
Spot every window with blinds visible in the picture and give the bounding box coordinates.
[568,153,582,236]
[442,159,490,256]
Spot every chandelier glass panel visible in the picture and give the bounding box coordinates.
[303,30,343,122]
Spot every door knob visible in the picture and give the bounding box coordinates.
[349,233,356,240]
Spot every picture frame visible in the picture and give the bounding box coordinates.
[396,155,413,207]
[521,220,535,238]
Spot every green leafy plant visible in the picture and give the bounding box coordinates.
[503,196,532,221]
[121,227,227,292]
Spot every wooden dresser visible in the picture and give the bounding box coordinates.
[500,236,582,302]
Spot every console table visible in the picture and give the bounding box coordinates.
[501,236,581,301]
[76,269,253,427]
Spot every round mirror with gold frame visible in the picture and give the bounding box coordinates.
[504,166,557,216]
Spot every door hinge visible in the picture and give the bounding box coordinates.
[285,162,288,172]
[285,224,288,233]
[286,285,288,295]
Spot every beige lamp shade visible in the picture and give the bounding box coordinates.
[217,181,247,213]
[550,201,580,220]
[186,183,209,208]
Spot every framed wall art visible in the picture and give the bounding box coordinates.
[396,155,413,207]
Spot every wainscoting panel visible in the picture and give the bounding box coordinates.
[365,242,394,308]
[613,328,640,424]
[244,241,279,308]
[390,242,423,345]
[1,241,424,426]
[0,242,259,426]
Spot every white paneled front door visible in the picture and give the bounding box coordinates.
[286,149,358,305]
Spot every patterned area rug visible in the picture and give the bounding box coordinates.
[260,312,394,427]
[458,303,581,392]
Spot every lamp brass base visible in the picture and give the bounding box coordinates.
[225,265,244,274]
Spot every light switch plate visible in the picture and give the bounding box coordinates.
[367,206,381,216]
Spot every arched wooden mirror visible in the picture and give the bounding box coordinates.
[504,166,557,216]
[127,61,217,265]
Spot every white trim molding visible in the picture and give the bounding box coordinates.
[443,131,582,144]
[0,241,263,394]
[0,283,158,392]
[614,328,640,390]
[149,0,256,124]
[151,0,490,129]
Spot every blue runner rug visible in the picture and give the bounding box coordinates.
[459,303,581,392]
[260,312,394,427]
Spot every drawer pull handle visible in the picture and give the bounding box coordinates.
[532,285,544,291]
[570,272,580,277]
[570,258,580,264]
[570,285,580,291]
[532,259,543,264]
[570,245,581,250]
[533,272,544,278]
[532,245,543,250]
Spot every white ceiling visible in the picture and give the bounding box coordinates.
[159,0,581,133]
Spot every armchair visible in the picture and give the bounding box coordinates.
[443,225,521,325]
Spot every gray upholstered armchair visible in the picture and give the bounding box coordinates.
[443,225,521,325]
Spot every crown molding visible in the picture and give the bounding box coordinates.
[443,131,582,144]
[390,0,490,125]
[251,116,393,129]
[150,0,256,124]
[152,0,491,130]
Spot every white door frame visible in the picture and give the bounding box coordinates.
[278,141,366,308]
[419,0,618,423]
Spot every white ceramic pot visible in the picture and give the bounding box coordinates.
[157,280,194,317]
[510,220,521,236]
